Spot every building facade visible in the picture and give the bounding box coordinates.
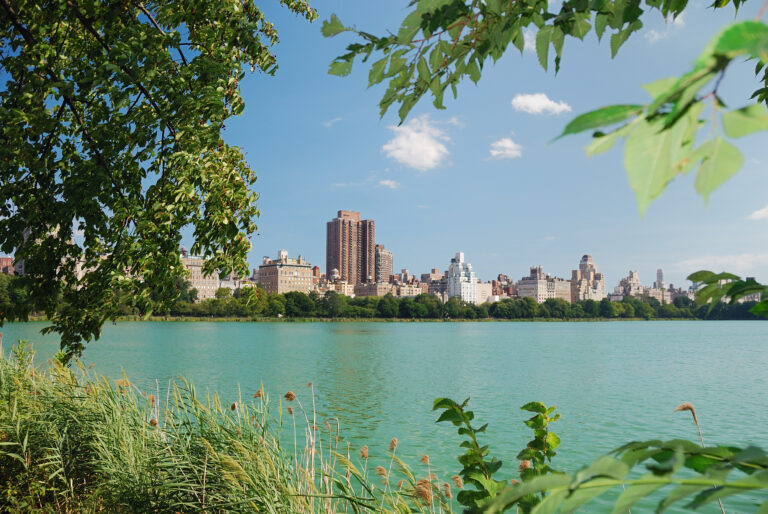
[570,254,606,302]
[0,257,14,275]
[375,244,393,283]
[518,266,572,303]
[180,247,220,301]
[446,252,478,304]
[326,210,375,285]
[258,249,313,295]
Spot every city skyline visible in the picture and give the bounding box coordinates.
[3,1,766,289]
[213,1,767,288]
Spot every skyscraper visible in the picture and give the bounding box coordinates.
[326,210,375,284]
[655,268,665,290]
[446,252,478,304]
[375,244,393,283]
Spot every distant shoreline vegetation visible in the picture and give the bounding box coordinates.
[1,274,760,323]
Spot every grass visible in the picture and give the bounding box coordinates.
[0,340,456,513]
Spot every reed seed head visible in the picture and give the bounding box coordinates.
[285,391,296,401]
[414,479,432,504]
[511,479,519,485]
[89,362,95,369]
[397,479,404,490]
[324,420,331,431]
[451,475,464,489]
[287,406,294,415]
[231,402,237,411]
[674,402,699,425]
[389,437,398,451]
[253,389,262,399]
[307,382,313,387]
[148,394,155,407]
[421,454,430,464]
[115,378,131,388]
[376,465,387,481]
[360,445,369,459]
[443,482,452,499]
[427,472,437,480]
[519,460,531,472]
[149,418,158,427]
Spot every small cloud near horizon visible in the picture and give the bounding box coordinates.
[675,252,768,276]
[489,137,523,159]
[323,117,342,127]
[382,115,451,171]
[511,93,571,115]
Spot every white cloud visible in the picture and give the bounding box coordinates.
[644,30,664,43]
[323,117,342,127]
[382,115,450,171]
[676,253,768,275]
[523,28,536,53]
[644,13,685,43]
[511,93,571,115]
[378,179,400,189]
[748,205,768,220]
[417,204,428,209]
[489,137,523,159]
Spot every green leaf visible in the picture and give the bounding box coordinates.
[713,20,768,61]
[595,13,608,41]
[546,432,561,450]
[397,10,422,44]
[329,59,353,77]
[536,26,554,71]
[610,478,666,513]
[722,104,768,138]
[520,401,547,413]
[559,105,643,138]
[572,13,592,40]
[321,14,350,37]
[368,57,388,86]
[610,20,642,58]
[560,478,618,512]
[643,77,679,99]
[623,116,694,214]
[693,137,743,202]
[657,484,713,512]
[530,489,569,514]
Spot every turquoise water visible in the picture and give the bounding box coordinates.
[2,320,767,511]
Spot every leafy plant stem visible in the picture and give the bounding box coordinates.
[757,0,768,20]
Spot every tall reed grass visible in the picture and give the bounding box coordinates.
[0,340,455,513]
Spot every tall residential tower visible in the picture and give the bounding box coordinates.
[326,210,376,285]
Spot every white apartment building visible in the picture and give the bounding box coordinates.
[446,252,478,304]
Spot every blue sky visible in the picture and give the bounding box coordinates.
[218,0,767,289]
[7,1,761,290]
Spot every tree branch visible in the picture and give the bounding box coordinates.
[66,1,177,137]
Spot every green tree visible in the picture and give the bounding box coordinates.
[323,291,346,318]
[600,297,617,318]
[376,293,399,318]
[0,0,316,358]
[284,291,315,317]
[581,299,600,318]
[214,288,232,300]
[398,297,416,318]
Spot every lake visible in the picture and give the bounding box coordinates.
[2,320,766,512]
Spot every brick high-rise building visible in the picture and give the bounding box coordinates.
[326,210,376,285]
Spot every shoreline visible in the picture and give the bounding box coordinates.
[15,315,706,323]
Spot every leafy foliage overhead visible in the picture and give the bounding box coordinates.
[0,0,316,358]
[324,0,768,213]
